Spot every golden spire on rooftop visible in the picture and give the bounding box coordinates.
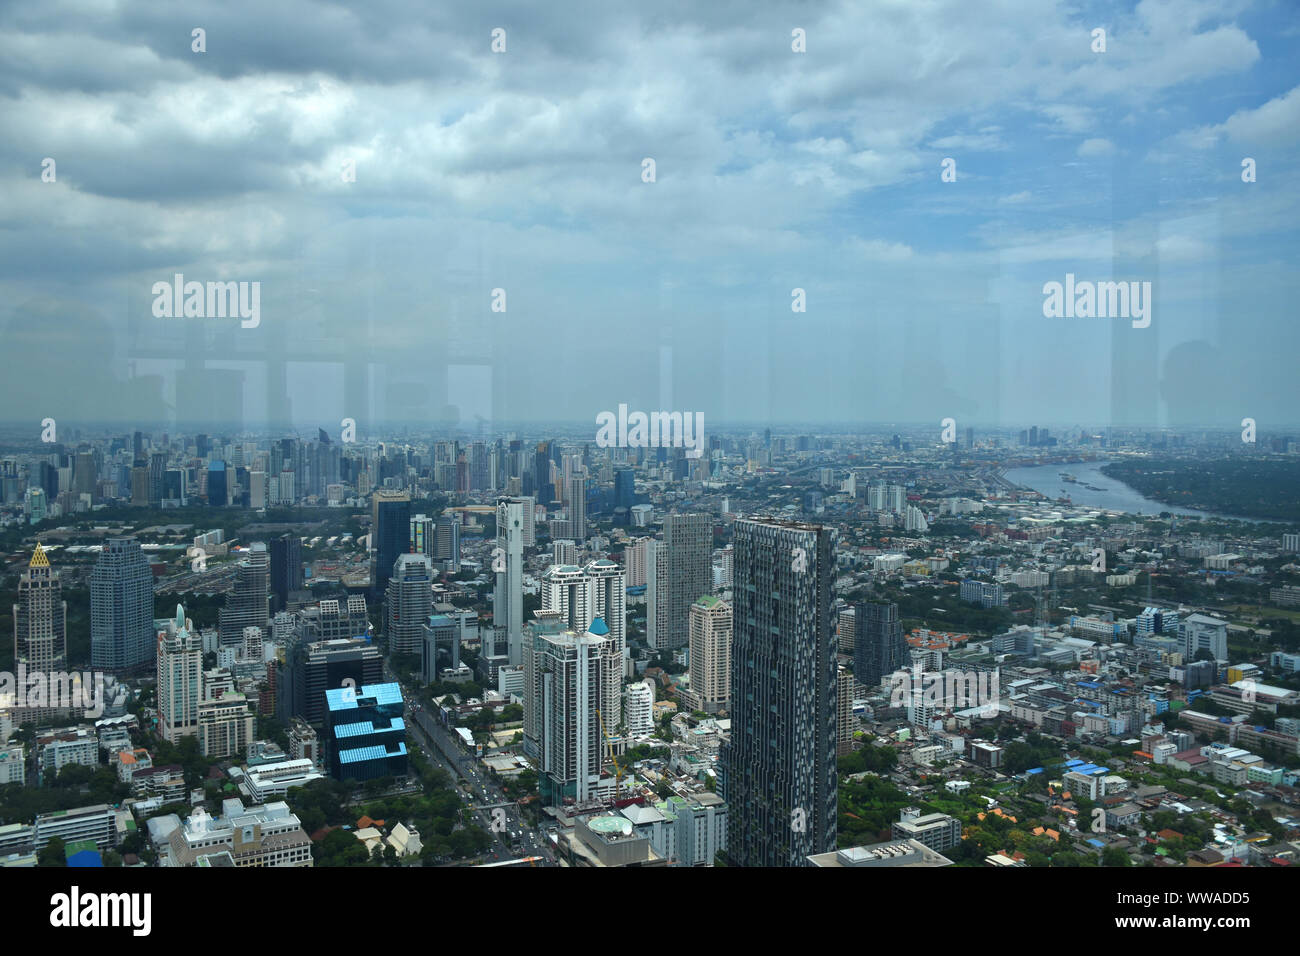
[29,542,50,568]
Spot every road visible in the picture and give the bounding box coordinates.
[384,664,558,866]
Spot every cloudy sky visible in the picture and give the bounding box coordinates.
[1,0,1297,433]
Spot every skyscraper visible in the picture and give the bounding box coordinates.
[218,543,270,648]
[586,559,627,730]
[662,513,712,649]
[434,514,461,571]
[270,534,302,613]
[613,467,635,513]
[518,495,536,548]
[73,450,97,500]
[386,553,433,656]
[326,682,408,781]
[207,460,227,507]
[836,666,855,756]
[277,635,384,728]
[541,563,589,628]
[722,518,836,867]
[687,595,731,714]
[90,536,155,674]
[542,559,627,728]
[13,543,67,722]
[370,490,411,597]
[854,602,906,690]
[158,605,203,744]
[525,611,606,805]
[495,496,528,665]
[625,536,650,588]
[646,537,671,650]
[409,513,435,557]
[567,472,587,540]
[836,605,856,654]
[534,442,553,504]
[149,452,167,507]
[25,487,47,524]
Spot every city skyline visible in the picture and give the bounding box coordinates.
[2,0,1299,891]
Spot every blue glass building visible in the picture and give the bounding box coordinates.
[325,682,408,781]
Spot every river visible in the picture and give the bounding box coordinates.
[1002,460,1269,523]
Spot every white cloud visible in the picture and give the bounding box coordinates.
[1175,85,1300,149]
[1078,137,1116,157]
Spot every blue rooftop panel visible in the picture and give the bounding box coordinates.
[326,681,403,711]
[339,743,408,764]
[335,718,406,738]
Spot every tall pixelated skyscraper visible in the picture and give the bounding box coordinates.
[854,601,905,690]
[721,518,836,866]
[661,513,711,649]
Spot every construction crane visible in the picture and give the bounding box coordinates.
[595,708,623,794]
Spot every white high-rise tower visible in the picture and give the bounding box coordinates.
[495,497,527,665]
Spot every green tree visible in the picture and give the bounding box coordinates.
[314,827,368,867]
[38,836,67,867]
[1102,846,1133,867]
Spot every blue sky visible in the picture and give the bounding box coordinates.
[0,0,1296,431]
